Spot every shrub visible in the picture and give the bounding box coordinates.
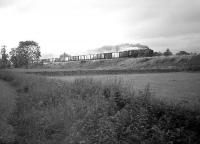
[163,49,173,56]
[153,51,163,56]
[188,54,200,71]
[80,60,87,64]
[176,51,190,56]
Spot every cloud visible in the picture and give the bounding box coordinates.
[139,33,200,53]
[124,0,200,38]
[0,0,200,55]
[0,0,21,8]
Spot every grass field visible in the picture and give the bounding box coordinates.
[0,80,16,143]
[51,72,200,109]
[0,70,200,144]
[0,55,199,143]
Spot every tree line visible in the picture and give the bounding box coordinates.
[0,41,41,68]
[153,48,191,56]
[0,41,194,69]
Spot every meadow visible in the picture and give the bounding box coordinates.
[51,72,200,110]
[0,70,200,144]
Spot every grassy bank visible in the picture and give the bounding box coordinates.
[0,71,200,144]
[40,55,200,71]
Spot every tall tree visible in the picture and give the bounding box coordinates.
[10,41,41,68]
[9,48,18,68]
[0,46,10,68]
[1,46,8,62]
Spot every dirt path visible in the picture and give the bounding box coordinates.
[0,80,17,143]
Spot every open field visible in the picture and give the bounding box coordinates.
[51,72,200,109]
[0,70,200,144]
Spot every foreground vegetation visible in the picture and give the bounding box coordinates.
[0,80,16,143]
[0,71,200,144]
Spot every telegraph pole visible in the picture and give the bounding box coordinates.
[1,45,7,50]
[1,45,7,54]
[0,45,7,60]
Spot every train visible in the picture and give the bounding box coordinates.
[41,48,154,63]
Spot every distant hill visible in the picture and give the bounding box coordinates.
[86,43,150,54]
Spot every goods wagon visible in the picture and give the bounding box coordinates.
[119,51,129,58]
[68,56,73,61]
[85,55,90,60]
[104,53,112,59]
[112,52,119,58]
[90,54,96,60]
[65,57,69,61]
[136,49,153,57]
[69,56,79,61]
[75,56,79,61]
[93,54,98,60]
[68,56,71,61]
[97,53,104,59]
[128,50,139,57]
[79,55,86,60]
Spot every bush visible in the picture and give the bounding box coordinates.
[188,54,200,71]
[80,60,87,64]
[176,51,190,56]
[0,60,11,69]
[163,49,173,56]
[153,51,163,56]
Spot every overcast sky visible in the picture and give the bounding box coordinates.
[0,0,200,57]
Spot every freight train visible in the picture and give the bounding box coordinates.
[41,48,154,63]
[66,48,153,61]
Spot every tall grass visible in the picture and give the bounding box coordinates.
[0,77,16,143]
[0,71,200,144]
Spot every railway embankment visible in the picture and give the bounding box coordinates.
[10,54,200,76]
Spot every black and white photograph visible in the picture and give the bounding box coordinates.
[0,0,200,143]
